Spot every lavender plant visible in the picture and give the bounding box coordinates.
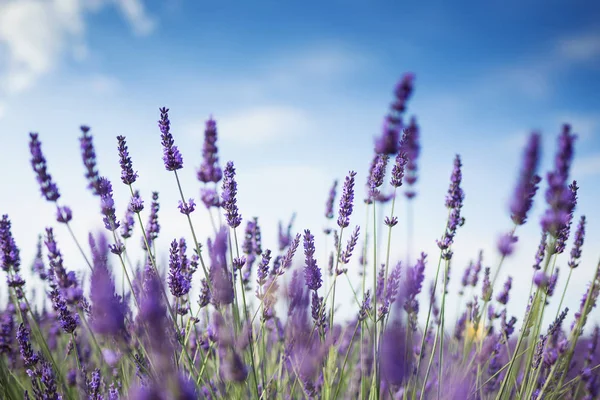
[0,76,598,400]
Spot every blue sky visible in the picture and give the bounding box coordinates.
[1,0,599,325]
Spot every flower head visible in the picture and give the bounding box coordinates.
[80,125,101,194]
[325,180,337,219]
[221,161,242,228]
[303,229,322,291]
[197,117,223,183]
[29,133,60,202]
[117,135,138,185]
[158,107,183,171]
[510,133,541,225]
[337,171,357,228]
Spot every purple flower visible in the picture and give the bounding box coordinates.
[49,288,78,333]
[469,250,483,287]
[496,277,512,305]
[325,180,338,219]
[337,171,357,228]
[97,177,120,231]
[390,151,408,188]
[208,227,234,306]
[437,155,465,260]
[129,191,144,214]
[481,267,492,301]
[380,262,402,317]
[200,188,220,209]
[88,369,102,399]
[178,198,196,215]
[532,232,547,271]
[367,154,389,199]
[497,233,518,256]
[221,161,242,228]
[158,107,184,171]
[121,204,135,239]
[554,180,578,254]
[281,233,301,271]
[311,291,326,330]
[142,192,160,251]
[547,268,559,297]
[384,216,398,227]
[44,228,73,290]
[380,322,409,387]
[0,215,20,273]
[339,225,360,265]
[390,74,415,115]
[278,213,296,251]
[31,235,47,280]
[56,206,72,224]
[29,133,60,202]
[359,290,372,321]
[303,229,322,291]
[541,125,577,236]
[404,253,426,330]
[138,271,171,356]
[198,278,210,308]
[79,125,102,194]
[510,133,541,225]
[197,117,223,183]
[568,215,586,268]
[17,323,39,367]
[168,239,191,298]
[256,249,272,287]
[375,119,400,155]
[401,118,420,199]
[117,135,138,185]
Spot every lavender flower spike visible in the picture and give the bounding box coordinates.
[337,171,357,228]
[49,288,78,333]
[197,116,223,183]
[510,132,541,225]
[79,125,102,194]
[168,239,191,298]
[496,277,512,305]
[303,229,322,291]
[325,180,338,219]
[89,233,126,336]
[568,215,586,269]
[117,135,138,185]
[0,215,21,273]
[367,154,389,199]
[221,161,242,228]
[17,323,39,367]
[97,177,120,231]
[29,133,60,202]
[158,107,184,171]
[390,151,408,188]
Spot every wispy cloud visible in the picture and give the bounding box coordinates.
[557,33,600,62]
[0,0,154,116]
[184,105,312,146]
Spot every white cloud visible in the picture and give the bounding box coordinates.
[557,33,600,62]
[115,0,156,36]
[0,0,154,95]
[185,105,312,146]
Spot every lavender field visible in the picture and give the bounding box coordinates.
[0,70,598,400]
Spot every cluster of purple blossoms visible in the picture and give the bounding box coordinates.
[79,126,102,195]
[401,117,420,199]
[303,229,322,292]
[29,133,60,202]
[117,135,138,185]
[325,180,338,220]
[437,155,465,260]
[337,171,357,228]
[158,107,184,171]
[168,239,192,298]
[89,233,127,337]
[510,132,541,225]
[375,74,415,155]
[197,117,223,183]
[568,216,586,269]
[367,154,389,200]
[541,125,577,237]
[221,161,242,228]
[97,177,120,232]
[142,192,160,251]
